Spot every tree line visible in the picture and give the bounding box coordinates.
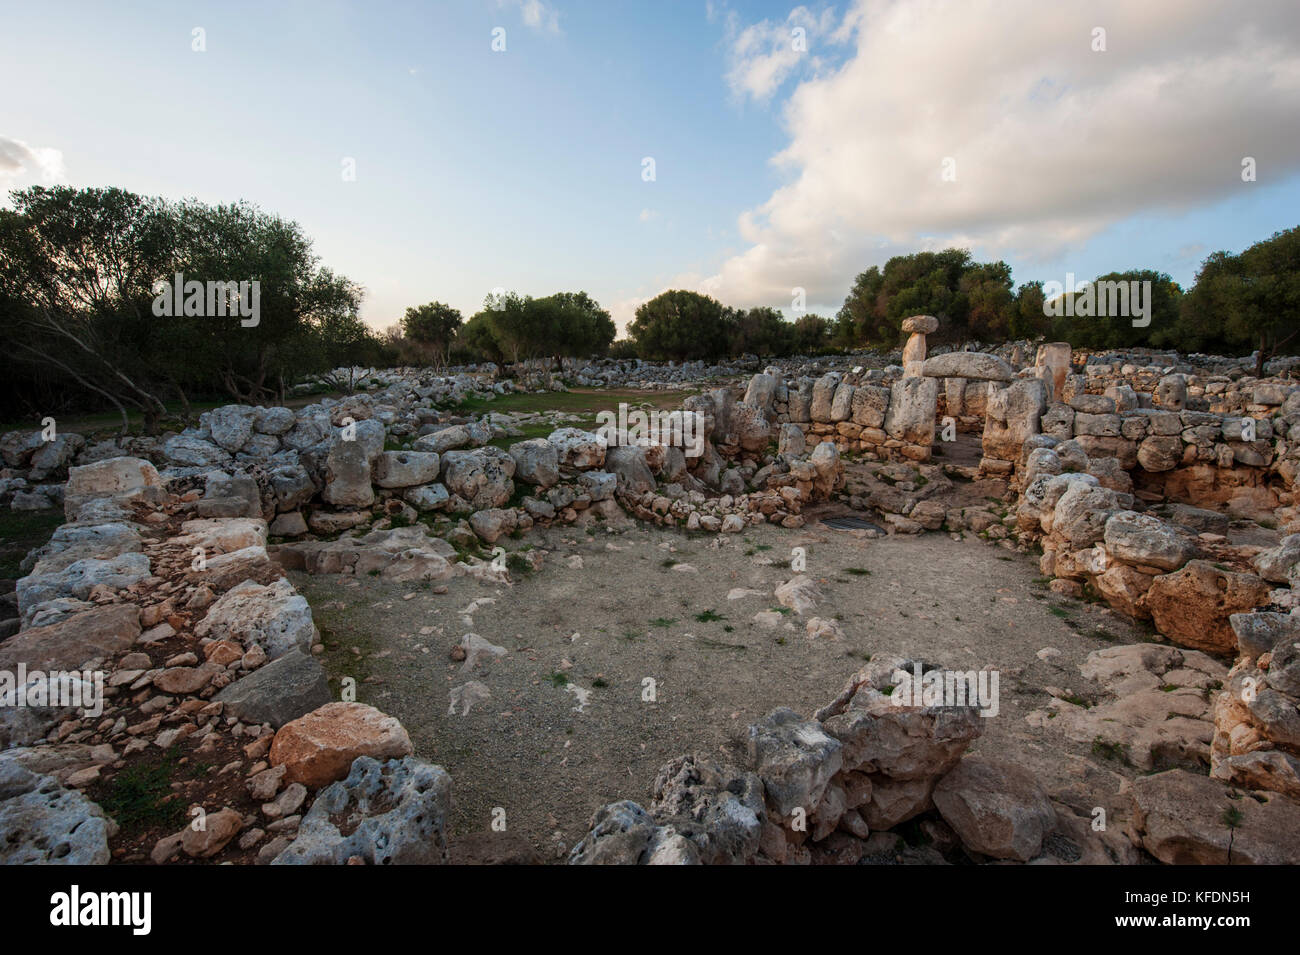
[2,184,1294,429]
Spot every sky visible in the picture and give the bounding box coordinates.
[2,0,1299,335]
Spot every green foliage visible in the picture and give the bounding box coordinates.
[0,185,380,425]
[453,290,614,364]
[400,301,463,365]
[1163,226,1300,372]
[629,290,733,361]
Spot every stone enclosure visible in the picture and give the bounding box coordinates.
[1,329,1298,865]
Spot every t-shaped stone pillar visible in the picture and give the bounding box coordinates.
[901,314,938,377]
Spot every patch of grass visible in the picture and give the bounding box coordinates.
[1221,805,1244,829]
[548,671,569,687]
[1091,738,1132,766]
[660,558,679,568]
[649,617,675,628]
[592,677,609,688]
[694,609,726,623]
[1061,694,1091,708]
[1048,606,1072,619]
[92,754,187,833]
[845,567,872,576]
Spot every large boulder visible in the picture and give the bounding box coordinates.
[884,377,939,446]
[270,702,413,788]
[0,604,141,672]
[933,756,1057,861]
[161,434,231,468]
[441,447,516,510]
[321,429,380,509]
[214,649,332,728]
[509,439,560,487]
[548,428,607,470]
[373,451,440,488]
[1128,769,1300,864]
[745,708,843,820]
[273,756,451,865]
[604,444,656,495]
[63,456,162,519]
[1146,561,1271,654]
[1254,535,1300,586]
[16,553,150,619]
[0,760,116,864]
[921,352,1013,381]
[194,578,315,660]
[1103,511,1194,572]
[982,378,1047,462]
[202,405,256,452]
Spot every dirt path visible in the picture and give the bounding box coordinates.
[292,520,1152,860]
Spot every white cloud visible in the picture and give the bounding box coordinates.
[722,4,840,102]
[0,136,66,186]
[703,0,1300,310]
[496,0,560,35]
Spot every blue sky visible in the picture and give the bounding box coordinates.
[3,0,1298,334]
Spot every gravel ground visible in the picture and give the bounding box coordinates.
[292,518,1153,860]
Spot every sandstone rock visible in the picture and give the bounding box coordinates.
[181,807,243,858]
[933,756,1057,861]
[1103,511,1193,572]
[1146,561,1271,654]
[270,702,413,788]
[1128,769,1300,864]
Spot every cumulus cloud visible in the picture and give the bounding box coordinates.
[0,136,66,186]
[721,4,840,102]
[702,0,1300,311]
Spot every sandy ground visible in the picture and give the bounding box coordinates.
[291,513,1157,860]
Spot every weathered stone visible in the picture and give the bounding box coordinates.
[270,702,413,788]
[195,578,316,660]
[933,756,1057,861]
[0,760,116,864]
[1146,561,1271,654]
[373,451,440,488]
[1128,769,1300,864]
[508,439,560,487]
[215,650,332,728]
[274,756,451,865]
[921,352,1013,381]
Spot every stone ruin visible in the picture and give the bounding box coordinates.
[1,328,1298,864]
